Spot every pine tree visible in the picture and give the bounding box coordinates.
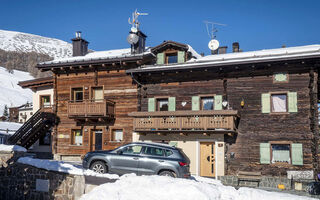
[3,105,8,119]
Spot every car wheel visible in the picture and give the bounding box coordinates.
[159,171,176,178]
[90,161,107,174]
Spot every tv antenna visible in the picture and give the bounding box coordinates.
[204,21,226,51]
[128,9,148,33]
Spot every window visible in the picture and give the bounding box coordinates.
[0,137,3,144]
[157,98,168,111]
[166,53,178,64]
[143,147,164,156]
[273,73,288,83]
[39,131,51,146]
[121,145,143,155]
[91,86,103,102]
[71,88,83,102]
[165,150,173,157]
[271,144,291,164]
[201,97,214,110]
[71,129,83,145]
[111,129,123,142]
[40,95,51,107]
[271,94,287,112]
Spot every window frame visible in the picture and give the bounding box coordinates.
[155,96,170,111]
[40,95,51,108]
[269,141,292,165]
[110,129,123,142]
[70,87,84,102]
[90,86,104,102]
[71,129,83,146]
[273,72,289,84]
[270,92,289,114]
[199,95,215,111]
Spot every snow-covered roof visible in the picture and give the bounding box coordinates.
[128,44,320,73]
[39,47,152,66]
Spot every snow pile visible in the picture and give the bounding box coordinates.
[0,144,26,152]
[0,66,33,114]
[17,157,119,179]
[0,29,72,59]
[81,174,316,200]
[0,122,22,135]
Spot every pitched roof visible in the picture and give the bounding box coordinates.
[18,76,53,89]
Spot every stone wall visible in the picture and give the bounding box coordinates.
[0,150,112,200]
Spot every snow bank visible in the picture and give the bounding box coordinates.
[0,121,22,135]
[0,144,26,152]
[17,157,119,179]
[81,174,316,200]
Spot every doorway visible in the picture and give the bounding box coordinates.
[200,142,215,177]
[90,130,103,151]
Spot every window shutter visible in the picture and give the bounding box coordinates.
[168,97,176,111]
[292,143,303,165]
[156,53,164,65]
[260,143,270,164]
[192,96,200,111]
[261,93,271,113]
[288,92,298,113]
[214,95,222,110]
[148,98,155,112]
[177,51,185,63]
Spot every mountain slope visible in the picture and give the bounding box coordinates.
[0,29,72,59]
[0,66,33,115]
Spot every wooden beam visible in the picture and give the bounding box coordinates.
[157,132,166,136]
[203,132,210,136]
[179,132,188,136]
[138,132,146,136]
[102,63,106,67]
[112,63,116,66]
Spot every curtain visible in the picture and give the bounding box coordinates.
[272,95,287,112]
[272,150,290,163]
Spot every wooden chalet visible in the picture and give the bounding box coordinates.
[127,41,320,178]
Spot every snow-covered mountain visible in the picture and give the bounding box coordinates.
[0,66,33,115]
[0,29,72,59]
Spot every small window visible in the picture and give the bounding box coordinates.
[40,95,51,107]
[112,129,123,142]
[71,129,83,146]
[271,94,287,112]
[201,97,214,110]
[143,147,164,156]
[273,73,288,83]
[165,150,173,157]
[122,145,143,155]
[157,98,168,111]
[166,53,178,64]
[271,144,291,164]
[71,88,83,102]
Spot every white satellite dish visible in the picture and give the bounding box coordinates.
[127,33,139,44]
[208,39,219,51]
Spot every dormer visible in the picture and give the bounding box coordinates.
[151,41,198,65]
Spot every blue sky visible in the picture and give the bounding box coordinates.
[0,0,319,55]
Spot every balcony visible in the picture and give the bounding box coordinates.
[68,99,115,119]
[129,110,238,134]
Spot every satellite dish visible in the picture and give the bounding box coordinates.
[131,27,138,33]
[208,39,219,51]
[127,33,139,44]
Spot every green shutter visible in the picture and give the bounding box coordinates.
[168,97,176,111]
[192,96,200,111]
[177,51,185,63]
[214,95,222,110]
[292,143,303,165]
[148,98,155,112]
[156,53,164,65]
[288,92,298,113]
[260,143,271,164]
[261,93,271,113]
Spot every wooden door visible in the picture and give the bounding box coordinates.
[200,142,215,177]
[92,87,103,102]
[90,130,103,151]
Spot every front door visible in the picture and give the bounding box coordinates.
[200,142,215,177]
[90,130,103,151]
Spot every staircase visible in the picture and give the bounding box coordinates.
[7,107,56,149]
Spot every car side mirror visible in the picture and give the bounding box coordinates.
[117,150,123,155]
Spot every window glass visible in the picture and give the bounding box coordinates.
[144,147,164,156]
[167,54,177,64]
[271,144,290,163]
[271,94,287,112]
[112,130,123,142]
[71,130,83,145]
[122,145,143,155]
[165,150,173,157]
[41,95,51,107]
[157,99,168,111]
[201,97,214,110]
[72,88,83,102]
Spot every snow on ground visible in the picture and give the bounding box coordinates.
[0,66,33,114]
[0,144,26,152]
[17,157,119,179]
[81,174,317,200]
[0,121,22,135]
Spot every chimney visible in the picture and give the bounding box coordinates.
[131,31,147,54]
[232,42,240,53]
[71,31,89,57]
[218,46,228,54]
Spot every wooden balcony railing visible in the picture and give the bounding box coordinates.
[68,99,115,118]
[129,110,238,133]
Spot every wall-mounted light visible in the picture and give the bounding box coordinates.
[240,98,245,108]
[84,87,88,90]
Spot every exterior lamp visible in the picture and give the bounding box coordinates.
[240,99,245,108]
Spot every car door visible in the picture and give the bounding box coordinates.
[138,146,166,175]
[109,145,143,175]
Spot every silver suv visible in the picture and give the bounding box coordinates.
[82,142,190,178]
